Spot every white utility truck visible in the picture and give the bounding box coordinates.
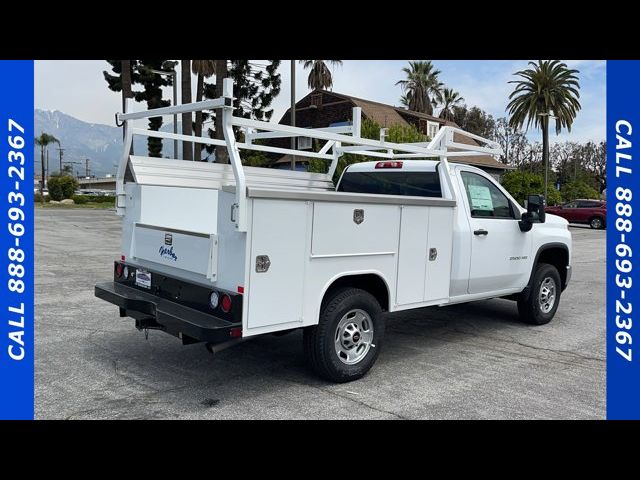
[95,79,572,382]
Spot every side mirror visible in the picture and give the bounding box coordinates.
[519,195,546,232]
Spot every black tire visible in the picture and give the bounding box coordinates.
[303,287,384,383]
[589,216,604,229]
[518,263,562,325]
[517,263,562,325]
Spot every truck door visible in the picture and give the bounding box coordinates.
[458,170,532,294]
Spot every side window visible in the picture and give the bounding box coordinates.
[461,171,514,219]
[564,202,577,208]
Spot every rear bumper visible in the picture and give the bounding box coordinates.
[95,281,241,345]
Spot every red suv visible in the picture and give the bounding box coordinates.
[546,199,606,229]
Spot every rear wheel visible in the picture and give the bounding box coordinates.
[589,216,604,229]
[304,287,384,383]
[517,263,561,325]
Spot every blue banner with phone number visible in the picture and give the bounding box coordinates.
[0,60,34,419]
[607,61,640,419]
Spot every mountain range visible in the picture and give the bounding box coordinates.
[34,109,181,177]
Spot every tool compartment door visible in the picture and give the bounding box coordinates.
[246,199,309,333]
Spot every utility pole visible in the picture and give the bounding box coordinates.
[290,60,296,171]
[85,159,90,178]
[57,147,65,173]
[45,149,49,185]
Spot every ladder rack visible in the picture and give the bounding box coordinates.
[116,78,502,232]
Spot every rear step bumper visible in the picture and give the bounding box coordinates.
[95,281,241,345]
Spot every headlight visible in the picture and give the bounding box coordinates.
[209,291,220,309]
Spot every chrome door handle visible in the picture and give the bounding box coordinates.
[474,229,488,236]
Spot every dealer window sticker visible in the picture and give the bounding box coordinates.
[468,185,493,211]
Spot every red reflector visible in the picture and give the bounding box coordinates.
[375,161,403,169]
[237,286,244,294]
[121,255,126,261]
[115,263,124,278]
[221,294,232,313]
[230,327,242,338]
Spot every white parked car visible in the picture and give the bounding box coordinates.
[95,80,571,382]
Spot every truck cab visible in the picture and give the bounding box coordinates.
[337,159,572,307]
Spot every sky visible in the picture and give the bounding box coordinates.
[35,60,606,144]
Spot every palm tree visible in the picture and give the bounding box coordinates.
[192,60,216,161]
[438,88,464,121]
[507,60,581,197]
[399,93,411,109]
[299,60,342,90]
[396,61,443,115]
[214,60,229,164]
[35,133,60,203]
[181,60,193,160]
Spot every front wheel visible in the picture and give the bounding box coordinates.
[517,263,561,325]
[303,287,384,383]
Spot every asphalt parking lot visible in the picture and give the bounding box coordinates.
[35,209,605,419]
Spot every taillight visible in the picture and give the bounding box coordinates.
[115,263,124,278]
[221,294,232,313]
[375,161,403,169]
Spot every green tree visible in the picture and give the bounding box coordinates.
[396,61,443,115]
[438,88,464,121]
[180,60,193,160]
[134,60,177,157]
[501,170,562,206]
[35,133,60,203]
[561,180,600,202]
[299,60,342,90]
[205,60,282,163]
[507,60,581,195]
[309,119,427,181]
[191,60,216,161]
[47,174,79,201]
[104,60,137,141]
[451,105,495,138]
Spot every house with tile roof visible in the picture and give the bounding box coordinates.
[273,89,513,179]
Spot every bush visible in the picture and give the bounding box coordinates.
[561,181,600,202]
[501,170,544,205]
[48,175,79,201]
[71,195,88,204]
[502,170,563,206]
[82,195,115,203]
[545,187,563,206]
[34,192,50,203]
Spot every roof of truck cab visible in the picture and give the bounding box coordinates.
[345,160,440,172]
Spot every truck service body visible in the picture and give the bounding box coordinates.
[95,79,572,382]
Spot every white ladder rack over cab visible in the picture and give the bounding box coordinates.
[115,78,502,232]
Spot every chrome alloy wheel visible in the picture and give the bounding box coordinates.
[538,277,557,314]
[334,309,374,365]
